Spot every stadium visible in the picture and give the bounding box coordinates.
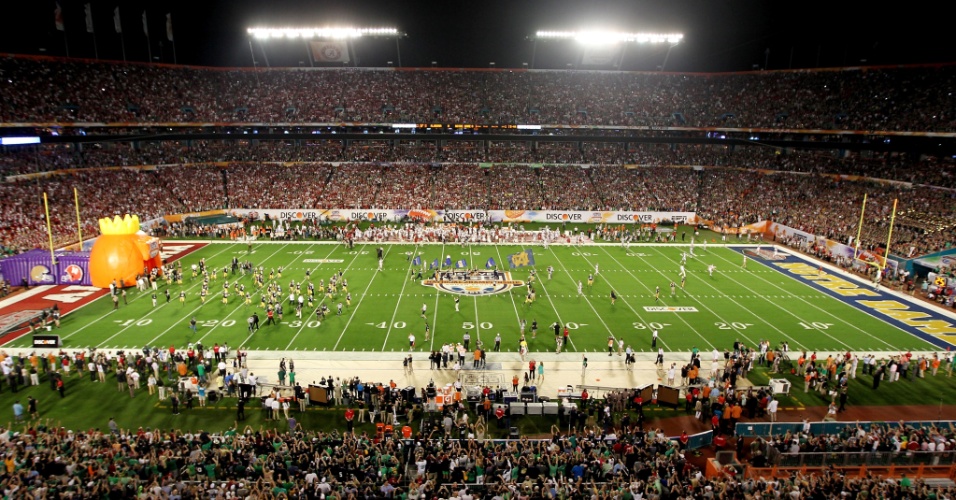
[1,1,956,497]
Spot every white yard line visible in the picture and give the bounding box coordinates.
[491,245,524,329]
[497,244,576,352]
[60,243,240,341]
[0,286,54,308]
[593,245,714,350]
[197,242,321,345]
[469,245,482,346]
[707,248,897,350]
[644,246,817,350]
[381,245,422,350]
[332,245,390,350]
[283,244,365,350]
[143,243,292,348]
[546,246,616,340]
[428,243,445,352]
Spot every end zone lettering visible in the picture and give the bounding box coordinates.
[776,263,879,297]
[546,213,582,221]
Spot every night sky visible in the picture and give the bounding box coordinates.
[1,0,953,72]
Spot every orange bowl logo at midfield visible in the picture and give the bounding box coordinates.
[422,270,526,296]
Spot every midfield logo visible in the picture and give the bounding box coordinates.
[422,270,526,296]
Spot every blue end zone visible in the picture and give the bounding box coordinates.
[734,247,956,350]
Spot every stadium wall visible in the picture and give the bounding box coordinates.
[221,209,697,225]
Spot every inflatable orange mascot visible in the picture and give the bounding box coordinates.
[89,214,163,288]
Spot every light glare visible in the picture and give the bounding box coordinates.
[247,27,399,39]
[536,30,683,44]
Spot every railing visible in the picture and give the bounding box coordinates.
[772,450,956,468]
[735,420,956,438]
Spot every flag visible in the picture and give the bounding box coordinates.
[113,7,122,33]
[429,259,439,270]
[455,259,467,269]
[54,2,65,31]
[165,13,173,41]
[309,40,350,63]
[507,249,535,268]
[485,257,496,269]
[141,11,148,36]
[84,3,94,33]
[444,256,452,267]
[411,256,421,266]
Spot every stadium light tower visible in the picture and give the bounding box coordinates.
[531,29,683,69]
[246,26,405,67]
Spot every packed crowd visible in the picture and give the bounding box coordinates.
[1,159,953,259]
[3,57,956,131]
[754,420,956,459]
[3,335,956,498]
[1,421,949,499]
[5,140,955,190]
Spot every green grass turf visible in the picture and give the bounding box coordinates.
[747,365,956,410]
[4,242,940,354]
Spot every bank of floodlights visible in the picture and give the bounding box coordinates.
[535,30,683,45]
[247,27,400,40]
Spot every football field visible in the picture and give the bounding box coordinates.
[5,241,953,355]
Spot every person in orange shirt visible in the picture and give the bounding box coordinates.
[512,375,519,392]
[931,355,941,376]
[731,403,743,426]
[474,349,481,369]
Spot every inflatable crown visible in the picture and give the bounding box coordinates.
[99,214,140,235]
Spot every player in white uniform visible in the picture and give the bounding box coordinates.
[707,264,716,277]
[577,281,584,295]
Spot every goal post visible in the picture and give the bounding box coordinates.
[852,194,898,273]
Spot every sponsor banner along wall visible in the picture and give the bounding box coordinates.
[223,209,697,224]
[488,210,697,224]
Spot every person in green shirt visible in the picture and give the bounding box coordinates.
[900,473,911,489]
